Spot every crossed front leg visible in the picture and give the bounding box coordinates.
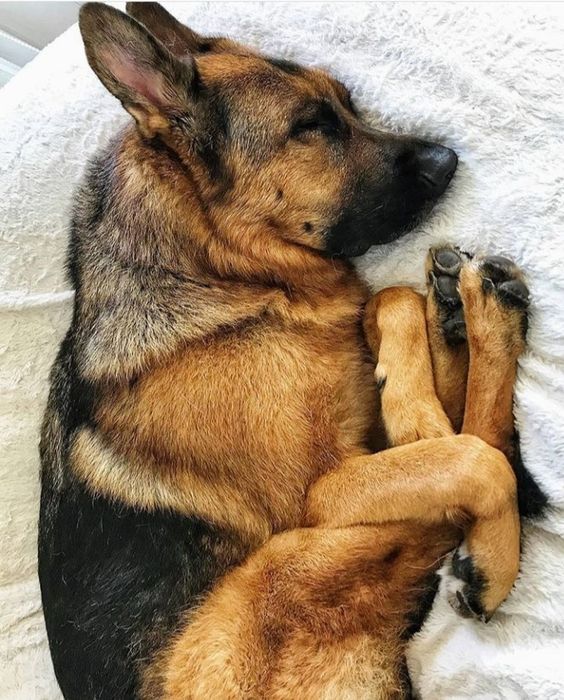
[363,287,454,445]
[305,435,519,619]
[425,245,529,459]
[362,247,530,617]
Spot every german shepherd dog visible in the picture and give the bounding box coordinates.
[39,3,547,698]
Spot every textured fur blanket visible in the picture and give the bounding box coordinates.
[1,3,563,698]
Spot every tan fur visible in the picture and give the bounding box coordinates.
[364,288,454,444]
[148,524,456,700]
[139,277,522,698]
[65,5,528,697]
[460,263,526,459]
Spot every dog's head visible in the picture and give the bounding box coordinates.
[79,2,457,259]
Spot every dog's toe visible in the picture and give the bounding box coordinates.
[442,543,490,622]
[427,245,469,346]
[479,256,530,309]
[430,245,471,275]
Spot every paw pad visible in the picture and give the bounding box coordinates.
[432,247,465,276]
[428,245,469,346]
[479,256,530,310]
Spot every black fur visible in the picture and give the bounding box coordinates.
[38,341,247,699]
[291,100,346,139]
[325,170,435,258]
[39,470,245,699]
[512,434,548,519]
[403,573,441,638]
[38,148,248,699]
[375,374,387,392]
[67,152,116,291]
[324,140,457,258]
[450,547,487,618]
[267,57,303,76]
[194,90,233,193]
[398,658,415,700]
[197,40,213,53]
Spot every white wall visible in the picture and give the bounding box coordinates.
[0,2,81,49]
[0,1,82,86]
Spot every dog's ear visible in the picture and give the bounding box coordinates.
[125,2,206,56]
[79,2,197,137]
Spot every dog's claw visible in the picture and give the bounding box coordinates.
[443,544,490,622]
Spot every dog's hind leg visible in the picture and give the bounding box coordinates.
[363,287,454,446]
[149,436,519,699]
[147,523,453,700]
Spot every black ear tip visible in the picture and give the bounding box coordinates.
[80,2,147,41]
[80,2,111,18]
[79,2,124,30]
[78,3,98,35]
[79,2,99,21]
[126,2,162,17]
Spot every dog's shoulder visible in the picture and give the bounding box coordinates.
[65,131,283,388]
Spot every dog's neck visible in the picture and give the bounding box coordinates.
[113,127,364,304]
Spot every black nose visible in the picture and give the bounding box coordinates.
[414,142,458,194]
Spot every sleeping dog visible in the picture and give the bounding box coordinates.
[39,3,546,698]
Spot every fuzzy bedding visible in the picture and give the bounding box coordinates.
[1,2,564,698]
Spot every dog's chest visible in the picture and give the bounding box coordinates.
[95,315,376,531]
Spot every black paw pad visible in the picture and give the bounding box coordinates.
[433,248,464,276]
[429,246,467,346]
[480,256,518,282]
[479,256,530,310]
[435,274,460,306]
[497,279,530,309]
[442,310,466,345]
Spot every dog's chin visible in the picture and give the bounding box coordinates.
[323,187,450,259]
[340,198,443,259]
[331,211,427,259]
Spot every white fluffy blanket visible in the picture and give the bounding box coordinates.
[1,3,563,698]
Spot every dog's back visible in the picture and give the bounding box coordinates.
[38,149,253,698]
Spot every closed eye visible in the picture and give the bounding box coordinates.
[290,101,342,138]
[291,118,331,136]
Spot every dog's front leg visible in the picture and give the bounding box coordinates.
[363,287,454,446]
[305,435,519,619]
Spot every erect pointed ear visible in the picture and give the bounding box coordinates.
[125,2,207,57]
[79,2,198,138]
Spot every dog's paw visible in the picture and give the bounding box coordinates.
[442,542,490,622]
[478,255,530,312]
[426,245,471,346]
[459,254,530,348]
